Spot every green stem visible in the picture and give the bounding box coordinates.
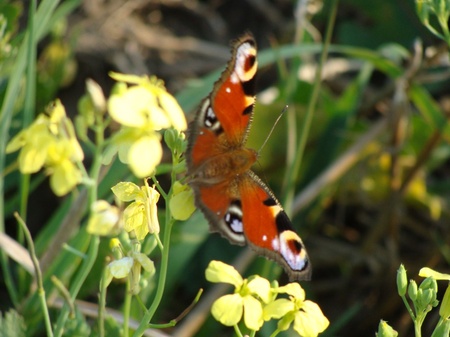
[233,325,244,337]
[14,212,53,337]
[269,329,281,337]
[132,207,174,336]
[414,320,422,337]
[98,268,108,337]
[53,235,100,337]
[123,280,132,337]
[54,119,104,335]
[283,0,339,212]
[401,295,416,321]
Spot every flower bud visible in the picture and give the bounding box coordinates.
[397,264,408,296]
[408,280,418,301]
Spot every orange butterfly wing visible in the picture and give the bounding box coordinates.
[186,33,311,281]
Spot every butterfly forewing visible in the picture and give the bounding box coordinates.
[240,173,311,280]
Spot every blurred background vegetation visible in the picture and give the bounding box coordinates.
[1,0,450,336]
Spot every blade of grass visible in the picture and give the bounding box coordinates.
[0,0,81,318]
[282,0,339,214]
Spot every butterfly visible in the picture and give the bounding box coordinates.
[186,33,311,281]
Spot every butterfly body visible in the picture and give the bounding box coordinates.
[186,33,311,281]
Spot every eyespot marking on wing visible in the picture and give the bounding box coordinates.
[231,41,257,84]
[276,231,309,272]
[224,200,244,234]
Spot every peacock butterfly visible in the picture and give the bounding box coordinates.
[186,33,311,281]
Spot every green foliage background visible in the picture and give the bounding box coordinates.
[1,0,450,336]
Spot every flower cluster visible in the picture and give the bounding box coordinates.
[104,72,187,178]
[6,100,84,196]
[379,265,450,337]
[205,260,329,336]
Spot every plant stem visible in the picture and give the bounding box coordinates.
[98,268,108,337]
[283,0,339,212]
[14,212,53,337]
[233,325,244,337]
[123,280,132,337]
[132,204,174,336]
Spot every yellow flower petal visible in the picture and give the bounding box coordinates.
[18,143,48,173]
[263,298,295,320]
[293,301,329,337]
[247,276,271,303]
[243,295,264,331]
[275,282,305,300]
[123,202,147,240]
[109,72,144,85]
[6,129,27,153]
[49,159,81,196]
[157,89,187,131]
[128,135,162,178]
[108,86,156,128]
[109,257,133,278]
[112,182,142,202]
[211,294,243,326]
[144,183,160,234]
[205,260,243,287]
[419,267,450,281]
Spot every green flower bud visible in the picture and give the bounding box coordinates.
[376,320,398,337]
[397,264,408,296]
[408,280,418,301]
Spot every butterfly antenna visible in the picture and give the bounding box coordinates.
[258,105,288,155]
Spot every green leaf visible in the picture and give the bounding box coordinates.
[0,310,26,337]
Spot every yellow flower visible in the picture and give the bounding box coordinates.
[105,72,187,178]
[6,100,83,196]
[169,181,195,221]
[263,283,329,337]
[111,181,160,241]
[45,139,83,196]
[205,260,271,331]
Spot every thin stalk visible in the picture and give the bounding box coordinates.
[132,212,174,336]
[53,114,104,336]
[233,325,244,337]
[282,0,339,213]
[132,145,180,336]
[98,267,108,337]
[14,212,53,337]
[53,235,99,337]
[123,280,132,337]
